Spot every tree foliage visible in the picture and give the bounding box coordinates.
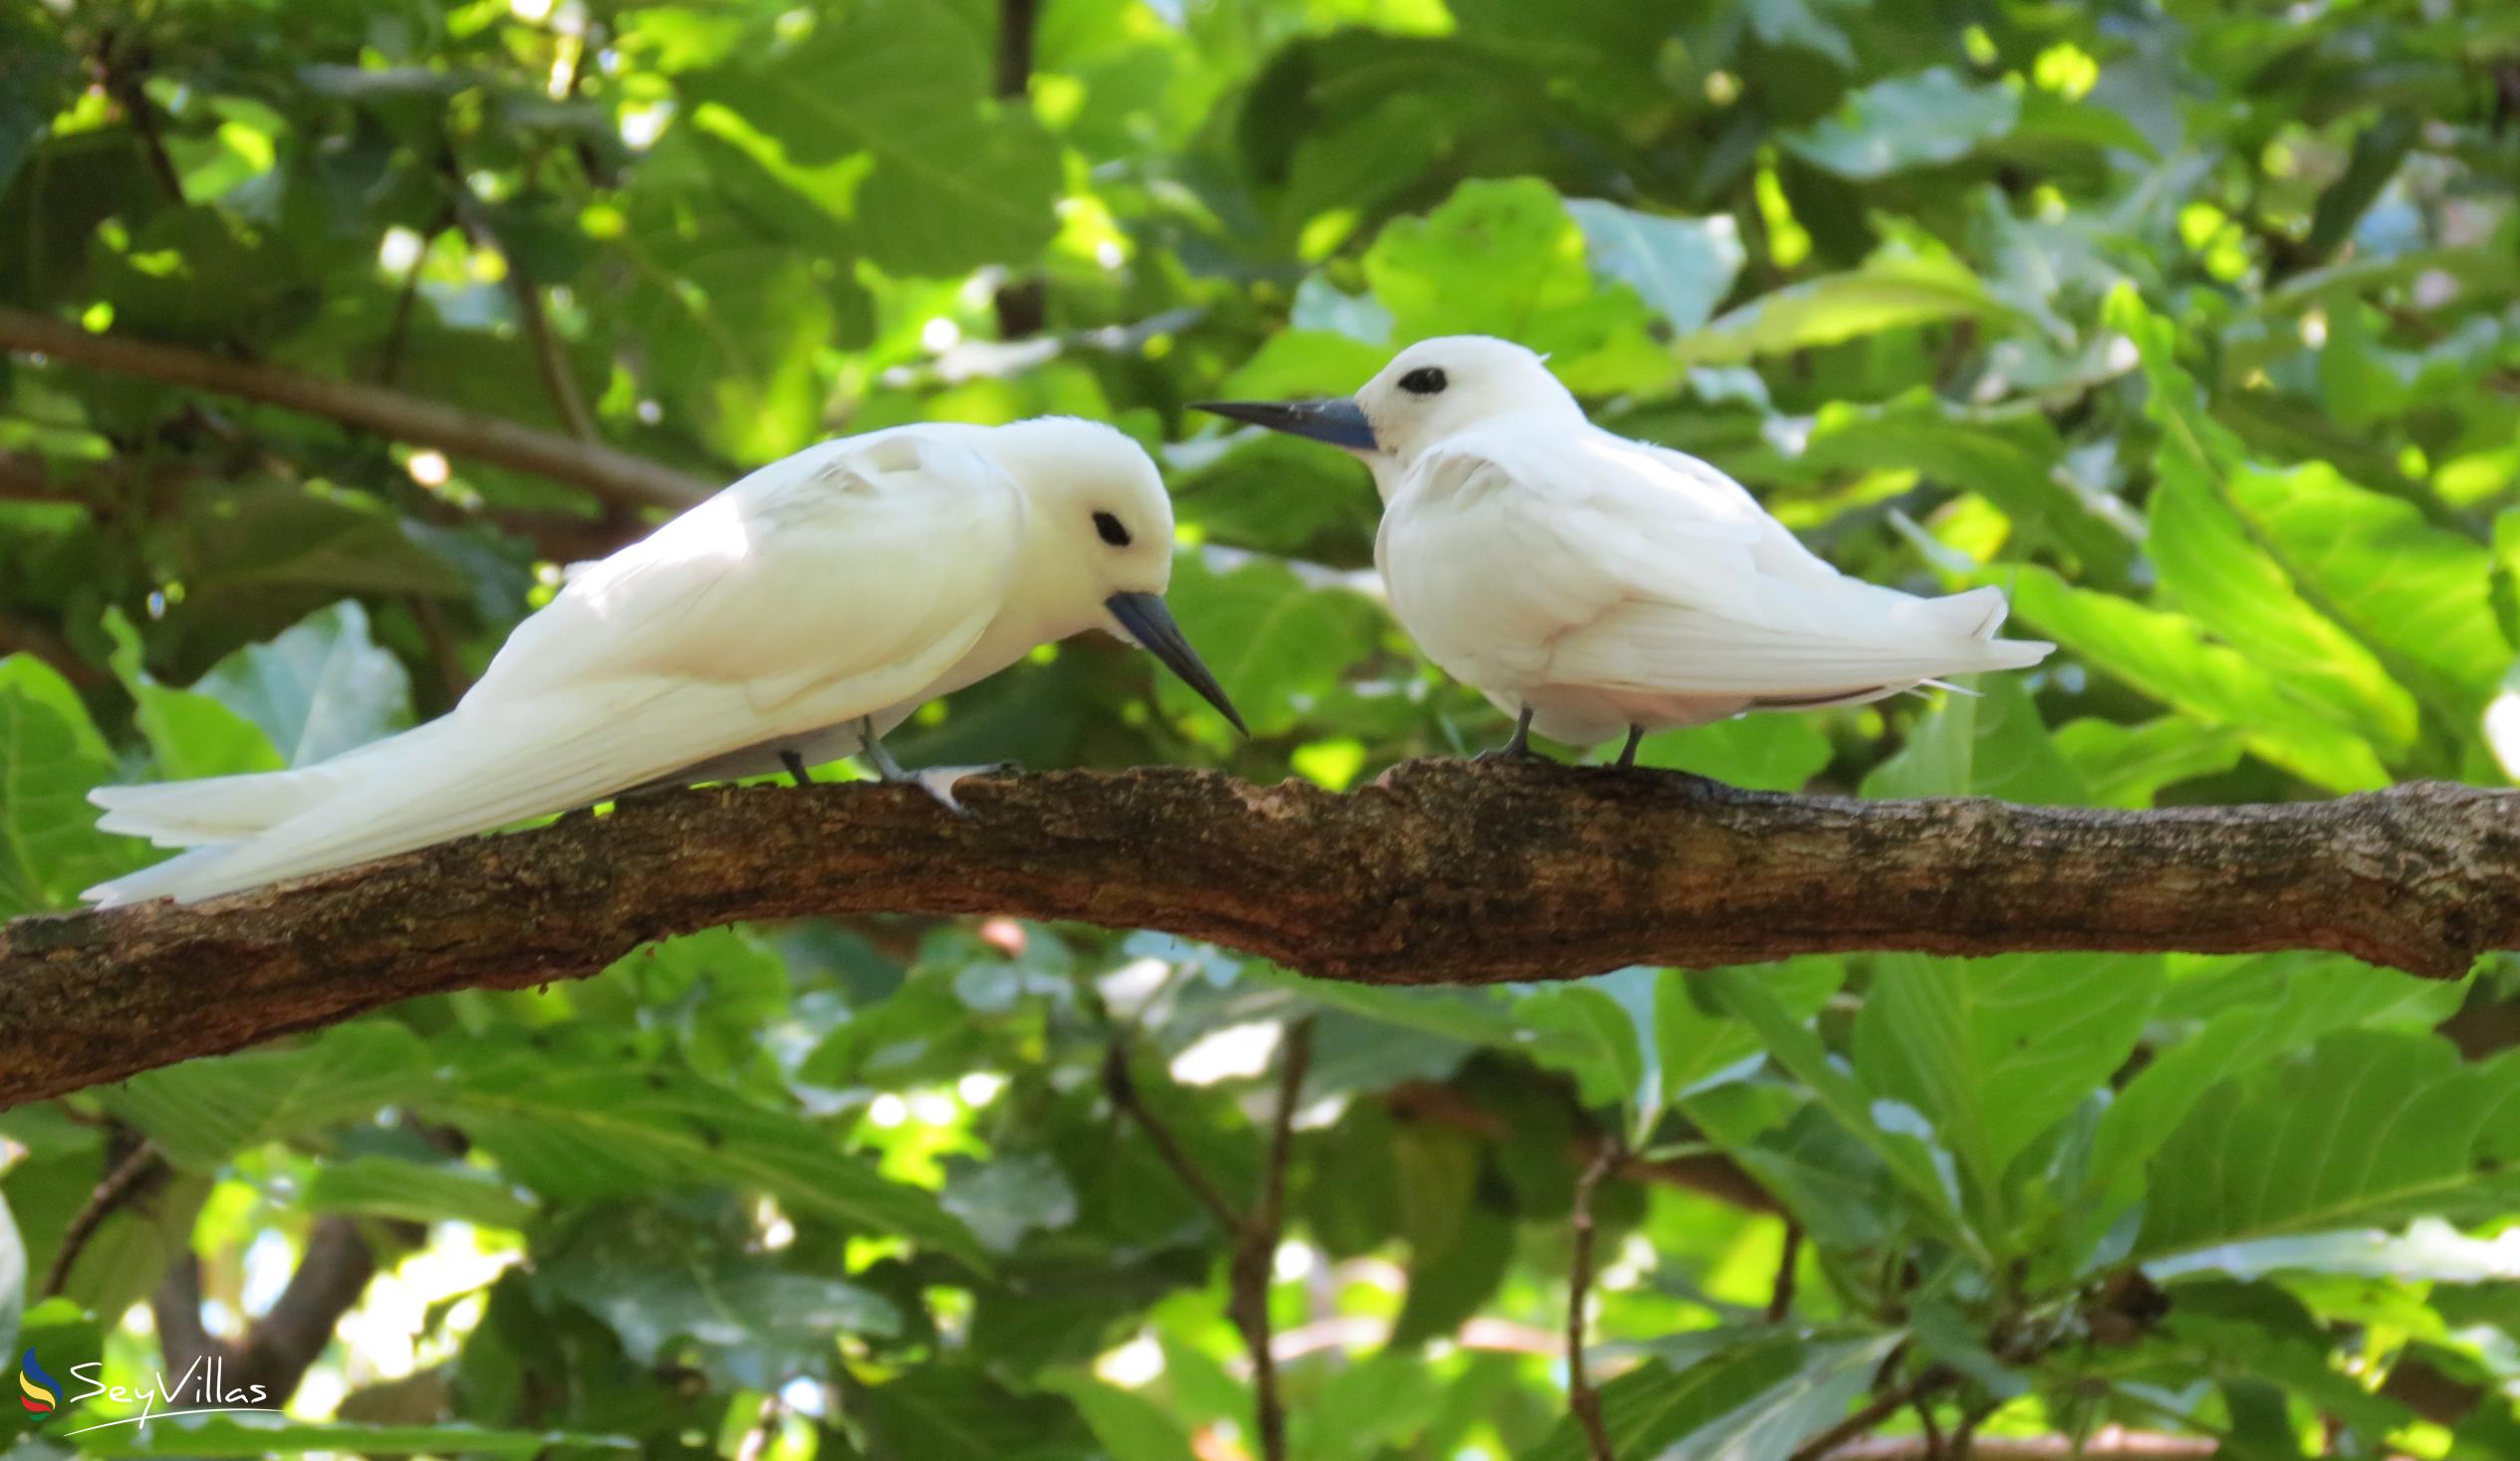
[3,0,2520,1456]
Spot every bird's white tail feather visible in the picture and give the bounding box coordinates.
[90,721,458,847]
[81,679,759,906]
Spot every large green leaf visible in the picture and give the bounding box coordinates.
[2225,459,2512,711]
[2135,1032,2520,1264]
[1853,952,2159,1226]
[301,1155,539,1231]
[426,1041,987,1269]
[2004,568,2392,792]
[684,0,1060,275]
[1780,69,2021,178]
[192,600,413,766]
[98,1022,434,1169]
[1566,199,1745,335]
[1363,177,1675,394]
[1153,551,1386,742]
[0,655,148,914]
[1675,244,2017,365]
[1700,969,1981,1258]
[1520,1333,1898,1461]
[537,1220,897,1389]
[101,609,281,782]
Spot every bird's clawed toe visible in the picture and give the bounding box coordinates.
[908,763,1018,816]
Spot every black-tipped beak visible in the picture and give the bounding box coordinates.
[1193,397,1379,452]
[1105,592,1247,735]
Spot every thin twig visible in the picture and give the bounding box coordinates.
[1916,1397,1946,1459]
[451,191,597,442]
[1790,1369,1957,1461]
[1568,1142,1621,1461]
[1767,1219,1804,1324]
[1100,1044,1243,1232]
[1240,1018,1312,1461]
[42,1138,167,1296]
[408,595,473,703]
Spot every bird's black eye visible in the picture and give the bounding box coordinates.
[1397,365,1447,396]
[1093,511,1133,548]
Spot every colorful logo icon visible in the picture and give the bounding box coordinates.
[19,1351,59,1417]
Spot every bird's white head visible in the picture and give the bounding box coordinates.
[1195,334,1582,471]
[987,416,1244,731]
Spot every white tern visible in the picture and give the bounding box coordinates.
[1199,336,2051,766]
[85,416,1241,906]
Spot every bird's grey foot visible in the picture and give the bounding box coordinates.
[856,716,912,783]
[780,750,814,788]
[1474,704,1538,763]
[1614,724,1645,770]
[906,763,1019,816]
[855,715,1014,814]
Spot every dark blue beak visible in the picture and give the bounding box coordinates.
[1193,397,1380,452]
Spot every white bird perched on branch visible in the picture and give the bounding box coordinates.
[1199,336,2050,766]
[85,416,1242,906]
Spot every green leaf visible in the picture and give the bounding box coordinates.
[2135,1032,2520,1264]
[98,1023,434,1169]
[1364,177,1675,394]
[1780,69,2021,179]
[537,1221,897,1390]
[1633,713,1834,792]
[1655,958,1845,1100]
[1699,969,1981,1257]
[1801,394,2139,585]
[1152,551,1385,742]
[854,1366,1101,1460]
[192,600,413,766]
[426,1041,988,1270]
[1852,951,2161,1222]
[301,1155,538,1231]
[2073,959,2468,1260]
[101,609,282,781]
[2004,568,2393,793]
[1039,1374,1198,1461]
[2051,716,2246,809]
[71,1416,633,1456]
[1520,1333,1899,1461]
[1862,674,2088,807]
[0,654,148,915]
[1515,979,1649,1113]
[1675,243,2016,365]
[685,0,1060,275]
[2224,460,2512,710]
[2146,459,2414,754]
[1566,199,1745,335]
[2147,1217,2520,1285]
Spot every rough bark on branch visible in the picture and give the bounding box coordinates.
[3,763,2516,1107]
[0,306,712,510]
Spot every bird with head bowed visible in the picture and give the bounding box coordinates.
[86,416,1243,906]
[1200,336,2052,768]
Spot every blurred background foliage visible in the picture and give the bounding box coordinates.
[3,0,2520,1456]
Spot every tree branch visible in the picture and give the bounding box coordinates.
[152,1214,386,1404]
[0,307,712,510]
[1104,1018,1312,1461]
[1566,1143,1620,1461]
[5,765,2518,1106]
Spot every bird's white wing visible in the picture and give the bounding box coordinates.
[1384,422,2045,699]
[86,428,1027,904]
[474,426,1021,711]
